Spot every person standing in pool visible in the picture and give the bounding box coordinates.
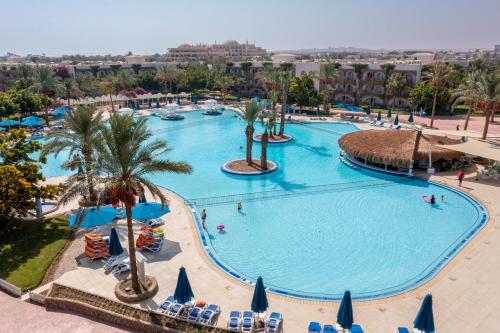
[201,209,207,229]
[430,195,436,204]
[458,169,465,187]
[237,201,242,211]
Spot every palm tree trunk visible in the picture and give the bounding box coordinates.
[83,148,95,202]
[44,96,50,126]
[430,90,438,128]
[125,204,140,290]
[261,130,268,170]
[482,109,491,140]
[279,87,287,136]
[245,125,254,165]
[464,104,472,130]
[490,110,495,123]
[109,93,115,112]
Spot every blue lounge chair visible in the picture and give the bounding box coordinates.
[350,324,364,333]
[396,328,410,333]
[265,312,282,333]
[159,296,175,312]
[167,303,184,317]
[323,324,337,333]
[308,322,322,333]
[242,311,255,332]
[187,305,205,322]
[227,311,241,331]
[200,304,220,326]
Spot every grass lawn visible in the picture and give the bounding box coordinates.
[0,217,71,291]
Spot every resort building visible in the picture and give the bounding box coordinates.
[166,41,267,62]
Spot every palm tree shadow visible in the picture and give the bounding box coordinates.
[290,142,333,157]
[139,239,182,263]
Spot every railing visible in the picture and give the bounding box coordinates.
[0,278,22,296]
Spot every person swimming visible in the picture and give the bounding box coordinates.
[430,195,436,204]
[237,201,242,211]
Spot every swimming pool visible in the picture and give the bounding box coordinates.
[40,110,488,300]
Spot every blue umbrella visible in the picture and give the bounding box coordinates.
[394,114,399,126]
[251,276,269,313]
[108,227,124,256]
[387,108,392,118]
[148,100,152,108]
[156,100,161,108]
[52,107,67,117]
[0,119,20,127]
[408,111,414,123]
[21,118,44,127]
[131,202,170,220]
[0,127,5,132]
[174,266,194,304]
[376,111,381,122]
[22,115,42,122]
[414,294,435,333]
[68,206,118,228]
[337,290,354,330]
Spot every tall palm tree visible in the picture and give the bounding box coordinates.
[59,78,82,107]
[352,63,368,105]
[156,64,179,93]
[32,66,61,125]
[260,118,274,170]
[42,106,103,203]
[476,71,499,140]
[423,62,451,128]
[319,62,339,114]
[16,64,34,89]
[387,73,407,105]
[99,76,117,111]
[96,115,191,290]
[214,72,234,104]
[451,70,481,131]
[381,63,395,107]
[242,101,262,165]
[277,70,292,137]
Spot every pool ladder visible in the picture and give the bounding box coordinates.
[339,156,357,169]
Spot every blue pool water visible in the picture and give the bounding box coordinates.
[40,110,486,300]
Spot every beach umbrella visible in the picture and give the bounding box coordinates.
[22,115,42,122]
[251,276,269,314]
[337,290,354,330]
[394,114,399,126]
[408,111,414,123]
[413,294,435,333]
[376,111,381,122]
[156,100,161,108]
[0,119,20,127]
[68,206,118,228]
[365,106,371,115]
[21,118,44,127]
[108,227,124,256]
[52,107,67,117]
[0,127,5,132]
[174,266,194,304]
[131,202,170,220]
[387,108,392,118]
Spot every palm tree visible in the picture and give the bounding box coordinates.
[319,62,339,114]
[277,70,292,137]
[99,77,117,111]
[32,66,61,125]
[423,62,451,128]
[387,73,407,105]
[60,78,82,107]
[476,71,499,140]
[451,70,481,131]
[214,72,234,104]
[42,106,103,203]
[381,64,395,107]
[96,114,191,290]
[156,64,179,93]
[260,118,274,170]
[16,64,34,89]
[242,101,262,165]
[352,63,368,105]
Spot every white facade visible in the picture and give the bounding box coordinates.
[125,55,146,65]
[294,63,321,90]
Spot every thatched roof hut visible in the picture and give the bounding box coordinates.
[338,130,463,169]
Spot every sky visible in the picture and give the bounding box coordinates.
[1,0,498,56]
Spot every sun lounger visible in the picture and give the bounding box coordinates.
[350,324,364,333]
[241,311,254,332]
[199,304,220,326]
[102,256,122,272]
[187,305,206,322]
[113,261,130,275]
[396,328,410,333]
[141,218,164,228]
[167,302,185,318]
[265,312,282,333]
[323,324,337,333]
[227,311,241,331]
[160,296,175,313]
[308,321,322,333]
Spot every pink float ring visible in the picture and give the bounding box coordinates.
[216,225,225,231]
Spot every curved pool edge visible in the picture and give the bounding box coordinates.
[160,176,489,302]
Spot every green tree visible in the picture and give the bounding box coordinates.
[94,115,191,290]
[9,88,43,116]
[99,76,117,111]
[277,70,292,136]
[288,74,318,109]
[59,78,82,107]
[177,64,210,92]
[387,73,407,102]
[0,93,20,118]
[476,71,499,139]
[75,73,103,97]
[242,101,262,165]
[451,70,482,130]
[260,118,274,170]
[131,64,142,75]
[32,66,61,125]
[136,71,161,92]
[319,62,339,114]
[156,64,180,93]
[381,63,395,107]
[352,63,368,104]
[423,62,452,128]
[15,64,34,89]
[213,71,234,104]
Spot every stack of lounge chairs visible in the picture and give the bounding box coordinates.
[84,233,109,261]
[102,256,130,275]
[227,311,283,333]
[136,226,163,252]
[159,295,220,327]
[308,322,364,333]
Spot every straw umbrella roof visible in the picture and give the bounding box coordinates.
[338,129,463,168]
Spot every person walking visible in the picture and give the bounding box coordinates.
[458,169,465,187]
[201,209,207,229]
